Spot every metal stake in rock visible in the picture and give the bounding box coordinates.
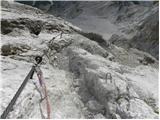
[1,66,36,119]
[1,56,43,119]
[60,31,63,38]
[106,72,112,83]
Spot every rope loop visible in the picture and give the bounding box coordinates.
[35,67,51,119]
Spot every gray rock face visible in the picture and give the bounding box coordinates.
[67,47,158,118]
[16,1,159,59]
[1,1,159,119]
[109,34,131,49]
[130,5,159,59]
[72,34,109,58]
[38,31,159,118]
[108,4,159,59]
[86,100,105,113]
[25,1,158,59]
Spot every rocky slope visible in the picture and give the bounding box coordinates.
[0,1,159,119]
[19,1,159,59]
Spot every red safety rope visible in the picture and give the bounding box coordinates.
[36,68,51,119]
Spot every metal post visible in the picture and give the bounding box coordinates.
[1,66,36,119]
[106,72,112,83]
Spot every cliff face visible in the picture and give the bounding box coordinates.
[17,1,159,59]
[130,5,159,59]
[1,1,159,119]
